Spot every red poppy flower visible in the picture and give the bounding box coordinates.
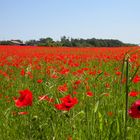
[51,74,59,79]
[86,91,93,97]
[20,69,25,76]
[18,111,29,115]
[105,83,110,88]
[129,91,139,97]
[121,78,126,84]
[133,75,140,83]
[73,91,78,94]
[55,94,78,111]
[37,79,43,83]
[74,80,81,85]
[98,70,102,74]
[60,67,69,75]
[128,100,140,118]
[104,72,110,77]
[15,89,33,108]
[89,70,96,75]
[116,71,121,76]
[58,83,68,92]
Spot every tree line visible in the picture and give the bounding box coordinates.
[0,36,137,47]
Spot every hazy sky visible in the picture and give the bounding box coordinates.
[0,0,140,44]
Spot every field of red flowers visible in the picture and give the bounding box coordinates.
[0,45,140,140]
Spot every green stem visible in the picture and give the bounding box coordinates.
[120,57,125,94]
[130,66,140,83]
[124,57,129,140]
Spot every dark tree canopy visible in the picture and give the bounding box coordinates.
[0,36,137,47]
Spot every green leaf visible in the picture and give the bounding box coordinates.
[94,101,99,113]
[98,112,103,132]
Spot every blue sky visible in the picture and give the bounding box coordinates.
[0,0,140,44]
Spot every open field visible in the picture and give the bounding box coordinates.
[0,45,140,140]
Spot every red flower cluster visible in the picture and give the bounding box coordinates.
[60,67,69,75]
[128,100,140,118]
[55,94,78,111]
[58,83,68,92]
[14,89,33,108]
[0,70,9,78]
[133,75,140,83]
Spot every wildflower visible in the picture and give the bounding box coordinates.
[18,111,29,115]
[104,72,110,77]
[89,70,96,75]
[98,70,102,74]
[129,54,138,62]
[75,69,84,75]
[86,91,93,97]
[73,91,78,94]
[116,71,121,76]
[0,70,9,78]
[60,67,69,75]
[58,83,68,92]
[74,80,81,85]
[128,100,140,118]
[129,91,139,97]
[105,83,110,88]
[14,89,33,108]
[20,69,25,76]
[37,79,43,83]
[133,75,140,83]
[55,94,78,111]
[73,85,78,90]
[121,78,126,84]
[82,67,89,71]
[51,74,59,79]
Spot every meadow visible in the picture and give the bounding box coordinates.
[0,45,140,140]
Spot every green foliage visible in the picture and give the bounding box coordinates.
[0,37,137,47]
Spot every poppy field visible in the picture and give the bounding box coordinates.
[0,45,140,140]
